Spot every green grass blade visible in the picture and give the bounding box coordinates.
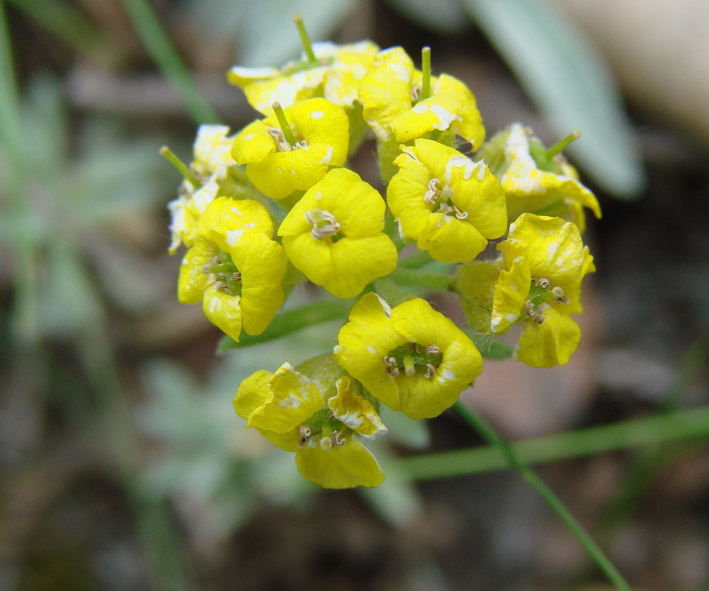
[119,0,219,124]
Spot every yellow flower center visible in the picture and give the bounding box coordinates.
[383,342,443,379]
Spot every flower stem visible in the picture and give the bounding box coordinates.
[272,101,297,146]
[452,401,632,591]
[421,46,431,100]
[545,129,581,159]
[294,14,317,63]
[160,146,200,189]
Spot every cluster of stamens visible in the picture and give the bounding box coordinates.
[267,126,307,152]
[423,178,468,220]
[202,253,242,294]
[524,277,569,324]
[298,423,346,450]
[383,342,441,379]
[306,209,341,240]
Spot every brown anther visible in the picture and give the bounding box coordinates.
[383,356,397,367]
[409,341,419,352]
[410,85,422,101]
[524,300,536,317]
[212,255,222,265]
[425,364,436,379]
[214,281,227,292]
[533,315,545,324]
[388,367,400,377]
[215,272,227,280]
[201,264,212,274]
[332,431,346,446]
[555,296,570,305]
[231,272,242,282]
[426,344,440,355]
[538,278,550,289]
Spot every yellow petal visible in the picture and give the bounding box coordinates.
[335,293,402,411]
[328,376,387,438]
[324,234,398,299]
[177,239,216,304]
[288,98,349,167]
[358,46,415,141]
[197,197,274,251]
[231,232,287,335]
[245,147,330,200]
[490,261,532,333]
[231,120,276,164]
[295,438,384,488]
[417,213,488,264]
[202,284,242,342]
[247,362,324,433]
[233,369,273,420]
[515,306,581,368]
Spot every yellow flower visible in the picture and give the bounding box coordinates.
[490,213,595,367]
[480,123,601,228]
[278,168,398,299]
[358,47,485,148]
[231,98,349,200]
[228,41,379,114]
[233,363,386,489]
[167,125,238,253]
[335,293,483,419]
[177,197,286,341]
[387,139,507,263]
[456,259,503,334]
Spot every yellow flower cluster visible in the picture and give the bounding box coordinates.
[165,24,600,489]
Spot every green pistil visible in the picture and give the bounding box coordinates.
[294,14,317,63]
[272,101,297,146]
[528,282,554,306]
[421,46,431,100]
[546,129,581,159]
[160,145,200,188]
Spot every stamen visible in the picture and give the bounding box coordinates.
[306,209,341,240]
[552,286,565,299]
[201,264,212,274]
[524,300,536,317]
[426,344,440,355]
[331,431,346,446]
[454,206,468,220]
[231,272,242,282]
[425,364,436,379]
[388,367,400,377]
[383,356,397,367]
[278,141,292,152]
[410,85,421,102]
[538,278,550,289]
[298,424,311,446]
[533,315,545,324]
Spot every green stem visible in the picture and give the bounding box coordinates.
[451,401,632,591]
[160,145,200,188]
[119,0,219,124]
[272,101,297,145]
[390,270,455,292]
[421,46,431,100]
[546,129,581,159]
[294,14,317,63]
[0,0,37,343]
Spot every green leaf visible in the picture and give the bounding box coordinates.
[466,331,514,359]
[464,0,644,198]
[217,299,352,352]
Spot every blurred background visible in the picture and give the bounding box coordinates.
[1,0,708,590]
